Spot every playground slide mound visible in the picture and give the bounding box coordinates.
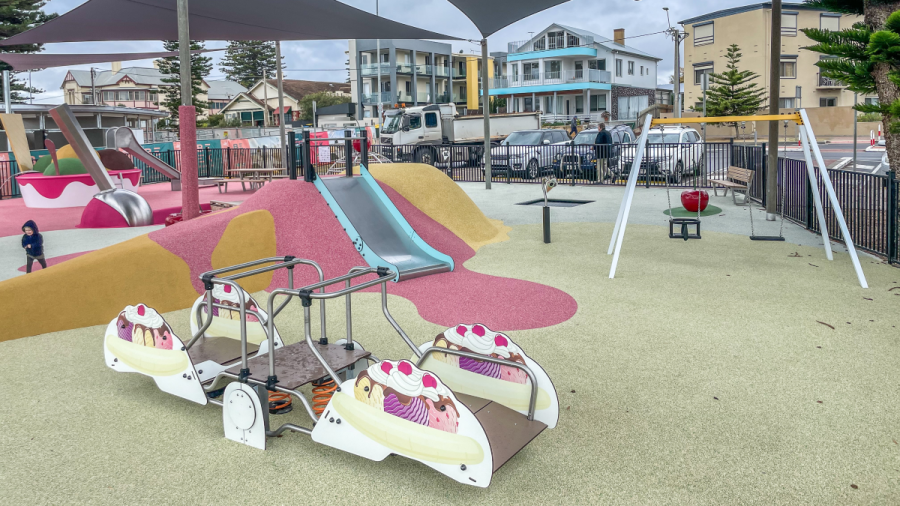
[368,164,511,251]
[0,178,575,341]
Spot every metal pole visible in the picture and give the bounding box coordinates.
[90,68,96,105]
[3,70,11,113]
[376,0,382,126]
[481,38,492,190]
[262,68,269,127]
[312,100,317,128]
[766,0,782,220]
[853,92,858,169]
[177,0,192,107]
[276,41,287,168]
[674,30,682,119]
[701,74,707,141]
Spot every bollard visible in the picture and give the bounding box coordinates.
[543,206,551,243]
[344,129,353,177]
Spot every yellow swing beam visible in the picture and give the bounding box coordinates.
[650,113,803,126]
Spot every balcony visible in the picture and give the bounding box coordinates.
[361,92,391,105]
[395,92,413,103]
[434,66,450,78]
[489,69,611,91]
[817,73,843,88]
[396,63,413,74]
[508,33,594,54]
[415,64,433,75]
[360,63,392,76]
[453,93,467,102]
[453,68,466,78]
[435,92,451,103]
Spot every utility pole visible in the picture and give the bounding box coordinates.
[90,67,96,105]
[263,69,269,127]
[276,41,287,166]
[766,0,782,220]
[177,0,192,107]
[664,8,685,119]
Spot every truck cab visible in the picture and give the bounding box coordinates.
[381,104,455,147]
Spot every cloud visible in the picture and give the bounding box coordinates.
[26,0,751,102]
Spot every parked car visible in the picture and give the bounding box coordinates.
[549,124,636,181]
[487,129,571,179]
[621,126,703,183]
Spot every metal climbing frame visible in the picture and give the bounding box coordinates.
[607,110,868,288]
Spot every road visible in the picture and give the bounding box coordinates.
[777,142,888,175]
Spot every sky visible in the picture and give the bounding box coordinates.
[21,0,755,103]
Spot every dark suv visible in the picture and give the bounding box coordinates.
[550,124,636,181]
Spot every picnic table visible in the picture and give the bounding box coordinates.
[216,168,287,192]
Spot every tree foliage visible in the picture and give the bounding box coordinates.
[219,41,283,88]
[298,91,350,121]
[155,40,213,121]
[803,9,900,133]
[0,0,57,101]
[702,44,767,133]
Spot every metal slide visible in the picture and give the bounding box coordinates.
[315,166,453,281]
[106,127,182,190]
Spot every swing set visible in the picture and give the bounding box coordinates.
[608,110,868,289]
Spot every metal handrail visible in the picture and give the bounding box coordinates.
[416,347,539,421]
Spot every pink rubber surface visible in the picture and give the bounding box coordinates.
[79,198,129,228]
[179,106,200,221]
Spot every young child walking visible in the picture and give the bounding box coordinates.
[21,220,47,273]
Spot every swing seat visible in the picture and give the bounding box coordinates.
[669,218,701,241]
[750,235,786,241]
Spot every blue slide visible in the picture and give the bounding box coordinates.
[314,165,453,281]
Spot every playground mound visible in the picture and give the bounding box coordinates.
[0,170,576,341]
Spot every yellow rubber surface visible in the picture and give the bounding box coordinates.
[0,235,197,342]
[210,209,276,293]
[368,163,511,251]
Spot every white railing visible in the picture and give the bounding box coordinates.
[360,63,392,76]
[489,69,611,89]
[507,34,594,54]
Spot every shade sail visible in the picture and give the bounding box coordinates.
[446,0,570,37]
[0,0,460,46]
[0,49,222,71]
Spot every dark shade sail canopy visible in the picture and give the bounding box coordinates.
[0,0,461,46]
[446,0,570,37]
[0,49,222,71]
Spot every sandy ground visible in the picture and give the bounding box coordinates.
[2,222,898,505]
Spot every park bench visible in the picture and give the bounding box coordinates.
[711,166,753,204]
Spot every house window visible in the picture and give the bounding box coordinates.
[524,97,533,112]
[782,13,798,36]
[590,94,607,112]
[567,33,581,47]
[511,64,519,82]
[533,36,545,51]
[627,61,635,75]
[694,64,713,85]
[865,97,879,106]
[117,90,130,101]
[458,61,465,75]
[382,81,391,92]
[821,14,840,31]
[617,95,648,119]
[640,65,644,75]
[524,62,539,81]
[405,81,411,93]
[380,53,389,63]
[546,60,561,79]
[547,31,564,50]
[575,61,583,79]
[589,59,606,71]
[694,22,714,45]
[780,59,797,78]
[615,59,623,77]
[149,92,158,102]
[779,98,796,108]
[82,93,93,104]
[820,97,837,107]
[575,95,583,114]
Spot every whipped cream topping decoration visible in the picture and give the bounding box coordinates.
[443,324,521,359]
[366,360,450,402]
[211,283,246,304]
[123,304,165,329]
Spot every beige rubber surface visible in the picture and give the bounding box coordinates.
[2,223,899,504]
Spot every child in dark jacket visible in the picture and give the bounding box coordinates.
[21,220,47,273]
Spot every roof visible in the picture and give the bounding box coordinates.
[547,24,662,61]
[207,80,247,101]
[64,67,172,88]
[263,79,351,101]
[221,92,274,112]
[679,3,831,25]
[0,103,168,117]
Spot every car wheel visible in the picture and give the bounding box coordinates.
[526,159,540,179]
[415,148,435,166]
[673,161,684,184]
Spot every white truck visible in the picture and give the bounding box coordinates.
[378,103,541,166]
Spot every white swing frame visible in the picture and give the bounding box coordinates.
[607,110,868,289]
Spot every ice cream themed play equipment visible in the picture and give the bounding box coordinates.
[103,257,558,487]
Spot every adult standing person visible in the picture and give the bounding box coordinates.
[594,123,612,181]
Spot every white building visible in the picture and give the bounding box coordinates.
[493,24,661,121]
